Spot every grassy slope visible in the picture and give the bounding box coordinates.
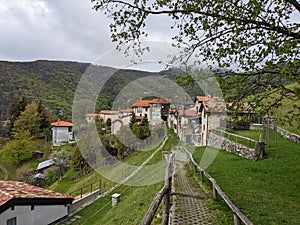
[58,145,167,224]
[261,82,300,135]
[192,130,300,225]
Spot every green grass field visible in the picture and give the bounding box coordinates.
[59,136,168,225]
[192,130,300,225]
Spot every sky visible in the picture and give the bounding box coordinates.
[0,0,174,64]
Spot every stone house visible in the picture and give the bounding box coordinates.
[177,109,202,145]
[99,110,119,123]
[85,114,100,123]
[132,98,170,126]
[0,180,73,225]
[195,96,227,146]
[51,121,74,146]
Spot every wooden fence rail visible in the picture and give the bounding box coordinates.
[213,128,257,148]
[184,148,253,225]
[140,152,175,225]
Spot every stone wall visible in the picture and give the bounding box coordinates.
[270,125,300,144]
[68,190,100,215]
[207,133,258,160]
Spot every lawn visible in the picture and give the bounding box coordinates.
[59,135,169,225]
[192,129,300,225]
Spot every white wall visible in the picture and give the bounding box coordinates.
[0,204,68,225]
[52,127,71,145]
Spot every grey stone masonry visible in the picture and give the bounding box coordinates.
[208,133,259,160]
[270,124,300,144]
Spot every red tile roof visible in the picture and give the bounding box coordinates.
[0,180,73,212]
[179,109,197,117]
[85,113,100,117]
[120,108,134,113]
[149,98,170,104]
[196,96,209,102]
[51,121,74,127]
[133,98,170,107]
[132,100,152,107]
[99,110,119,115]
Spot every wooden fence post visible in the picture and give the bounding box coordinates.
[212,183,217,200]
[162,187,170,225]
[234,213,241,225]
[200,170,204,182]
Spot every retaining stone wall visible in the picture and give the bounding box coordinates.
[207,133,257,160]
[270,125,300,144]
[68,190,100,215]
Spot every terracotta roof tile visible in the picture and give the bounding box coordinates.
[99,110,119,115]
[179,109,197,117]
[85,114,100,117]
[120,108,134,113]
[196,96,209,102]
[51,121,74,127]
[133,98,170,107]
[132,100,152,107]
[0,180,73,208]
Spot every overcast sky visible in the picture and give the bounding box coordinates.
[0,0,175,64]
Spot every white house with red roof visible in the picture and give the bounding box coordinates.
[0,180,73,225]
[51,121,74,146]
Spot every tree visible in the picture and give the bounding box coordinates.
[12,102,42,138]
[93,0,299,117]
[71,145,91,176]
[129,112,136,129]
[12,101,53,139]
[7,97,29,136]
[1,133,33,165]
[53,150,71,180]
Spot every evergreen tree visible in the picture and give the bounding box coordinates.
[7,97,29,136]
[129,113,136,129]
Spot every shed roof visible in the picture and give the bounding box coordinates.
[37,159,55,171]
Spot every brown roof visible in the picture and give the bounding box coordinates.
[0,180,73,212]
[99,110,119,115]
[132,100,152,107]
[133,98,170,107]
[85,113,100,117]
[149,98,170,104]
[201,97,226,113]
[51,121,74,127]
[179,109,197,117]
[195,96,209,102]
[120,108,134,113]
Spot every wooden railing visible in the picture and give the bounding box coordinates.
[182,147,254,225]
[140,152,175,225]
[213,128,257,149]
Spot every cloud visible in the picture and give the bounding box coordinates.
[0,0,115,63]
[0,0,179,63]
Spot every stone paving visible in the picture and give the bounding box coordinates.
[170,161,216,225]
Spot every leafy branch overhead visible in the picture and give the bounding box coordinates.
[92,0,300,125]
[92,0,299,72]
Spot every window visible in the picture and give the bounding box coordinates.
[7,217,16,225]
[137,107,142,113]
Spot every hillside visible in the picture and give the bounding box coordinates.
[0,60,204,135]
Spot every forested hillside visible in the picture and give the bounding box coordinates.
[0,60,204,136]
